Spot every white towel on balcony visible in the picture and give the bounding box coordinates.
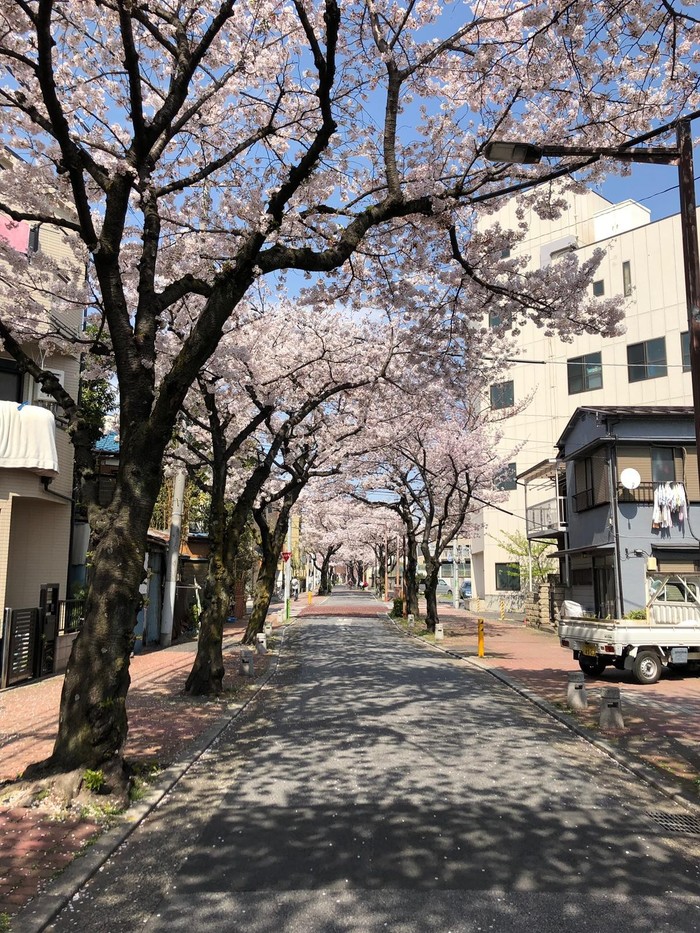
[0,400,59,475]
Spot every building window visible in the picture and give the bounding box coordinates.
[681,331,691,373]
[567,352,603,394]
[627,337,667,382]
[592,279,605,297]
[490,380,514,410]
[651,448,676,484]
[495,562,520,591]
[500,247,511,259]
[0,359,21,402]
[496,462,517,491]
[622,261,632,297]
[574,455,610,512]
[28,225,40,253]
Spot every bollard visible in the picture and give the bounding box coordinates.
[240,651,254,677]
[477,618,485,658]
[264,620,272,637]
[599,686,624,730]
[256,632,267,654]
[308,590,312,605]
[566,671,588,710]
[499,598,505,621]
[434,622,444,640]
[407,613,415,625]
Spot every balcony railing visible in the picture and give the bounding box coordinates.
[526,497,566,537]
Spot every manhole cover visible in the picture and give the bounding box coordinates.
[647,811,700,835]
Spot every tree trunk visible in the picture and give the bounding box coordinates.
[29,453,161,774]
[244,501,292,643]
[185,512,240,695]
[405,529,419,617]
[319,549,333,594]
[423,558,440,631]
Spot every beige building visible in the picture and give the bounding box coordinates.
[0,177,83,686]
[470,189,694,607]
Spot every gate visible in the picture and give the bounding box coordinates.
[1,607,40,688]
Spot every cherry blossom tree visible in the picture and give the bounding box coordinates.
[0,1,697,771]
[172,306,385,691]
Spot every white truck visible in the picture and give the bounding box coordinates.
[558,574,700,685]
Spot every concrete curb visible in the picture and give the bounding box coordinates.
[385,614,700,816]
[11,623,293,933]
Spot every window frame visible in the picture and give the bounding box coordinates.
[490,379,514,410]
[495,562,521,592]
[592,279,605,297]
[681,331,691,373]
[496,462,517,491]
[622,260,632,297]
[567,351,603,395]
[627,336,667,383]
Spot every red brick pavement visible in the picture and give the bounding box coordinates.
[0,615,274,919]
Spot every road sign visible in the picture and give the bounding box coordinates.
[282,551,291,562]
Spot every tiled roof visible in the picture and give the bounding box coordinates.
[95,430,119,454]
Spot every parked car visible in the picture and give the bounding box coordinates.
[459,580,472,599]
[418,578,453,596]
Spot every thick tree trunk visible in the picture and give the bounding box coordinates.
[423,559,440,631]
[405,529,419,617]
[184,551,231,695]
[244,503,291,643]
[319,549,334,594]
[185,442,283,693]
[29,454,161,774]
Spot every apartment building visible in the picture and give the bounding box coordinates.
[470,188,694,607]
[0,162,84,686]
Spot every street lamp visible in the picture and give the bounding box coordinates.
[484,120,700,494]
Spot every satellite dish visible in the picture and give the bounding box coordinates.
[620,468,641,490]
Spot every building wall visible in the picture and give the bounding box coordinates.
[5,496,71,607]
[473,193,695,601]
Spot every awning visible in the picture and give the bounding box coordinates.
[550,544,614,558]
[0,401,59,476]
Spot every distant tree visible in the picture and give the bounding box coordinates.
[492,531,558,588]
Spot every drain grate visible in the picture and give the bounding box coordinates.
[647,811,700,835]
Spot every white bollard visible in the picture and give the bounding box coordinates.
[599,686,624,730]
[566,671,588,710]
[256,632,267,655]
[264,620,273,637]
[434,622,444,641]
[407,613,415,625]
[240,651,254,677]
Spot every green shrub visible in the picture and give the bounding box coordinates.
[83,768,105,793]
[624,609,648,620]
[390,597,403,618]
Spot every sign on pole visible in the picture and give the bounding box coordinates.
[282,551,292,562]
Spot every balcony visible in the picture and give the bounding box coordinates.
[526,497,567,539]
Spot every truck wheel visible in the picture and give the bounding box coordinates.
[633,650,661,685]
[579,655,607,676]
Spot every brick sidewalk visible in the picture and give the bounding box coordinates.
[0,615,277,921]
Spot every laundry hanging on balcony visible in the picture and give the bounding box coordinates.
[0,400,59,476]
[652,482,688,529]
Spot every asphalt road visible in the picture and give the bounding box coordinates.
[46,591,700,932]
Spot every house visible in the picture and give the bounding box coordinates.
[469,189,696,609]
[522,405,700,619]
[0,183,84,687]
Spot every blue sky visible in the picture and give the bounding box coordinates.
[599,161,695,222]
